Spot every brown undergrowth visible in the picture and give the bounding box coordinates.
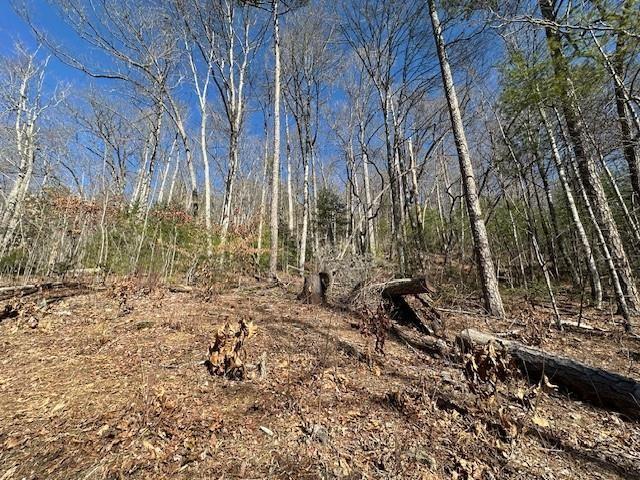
[0,276,638,479]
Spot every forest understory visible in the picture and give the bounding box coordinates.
[1,0,640,478]
[1,271,639,480]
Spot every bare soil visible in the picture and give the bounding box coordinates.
[0,278,639,479]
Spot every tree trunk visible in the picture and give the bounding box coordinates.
[407,137,424,236]
[559,111,631,323]
[220,131,240,244]
[166,98,198,216]
[614,53,640,204]
[298,148,310,273]
[200,103,212,250]
[268,0,282,277]
[257,129,269,253]
[589,12,640,203]
[428,0,505,317]
[539,104,602,308]
[381,277,437,298]
[157,138,176,205]
[0,153,34,256]
[167,151,181,205]
[535,154,579,286]
[285,110,295,235]
[361,133,376,255]
[311,150,320,256]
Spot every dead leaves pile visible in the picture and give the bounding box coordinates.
[205,319,257,380]
[359,302,391,354]
[1,298,48,330]
[91,387,226,474]
[463,342,518,397]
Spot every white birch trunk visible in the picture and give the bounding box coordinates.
[268,0,281,276]
[298,153,310,273]
[257,131,269,252]
[360,130,376,255]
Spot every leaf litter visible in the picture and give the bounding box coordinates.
[0,277,638,479]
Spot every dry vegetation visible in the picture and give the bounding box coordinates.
[1,274,638,479]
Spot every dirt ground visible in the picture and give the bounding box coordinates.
[0,278,639,479]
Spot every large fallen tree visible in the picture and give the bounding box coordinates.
[299,274,446,351]
[458,328,640,415]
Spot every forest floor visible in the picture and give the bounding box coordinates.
[0,275,639,479]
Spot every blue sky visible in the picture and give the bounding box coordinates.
[0,1,92,88]
[0,3,30,50]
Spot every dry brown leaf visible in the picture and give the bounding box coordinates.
[532,415,550,428]
[3,437,22,449]
[205,319,257,379]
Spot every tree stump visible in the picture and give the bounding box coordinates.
[298,272,331,305]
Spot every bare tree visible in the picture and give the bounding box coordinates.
[281,2,335,272]
[0,45,65,256]
[428,0,505,317]
[539,0,640,322]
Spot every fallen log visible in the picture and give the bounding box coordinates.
[0,284,40,299]
[457,328,640,414]
[168,284,194,293]
[0,282,72,301]
[554,320,609,336]
[0,281,88,303]
[389,294,443,336]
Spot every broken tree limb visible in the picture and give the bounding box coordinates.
[554,320,609,336]
[390,323,449,356]
[380,277,436,298]
[457,328,640,414]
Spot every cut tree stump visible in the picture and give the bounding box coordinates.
[381,277,436,298]
[298,272,332,305]
[457,328,640,414]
